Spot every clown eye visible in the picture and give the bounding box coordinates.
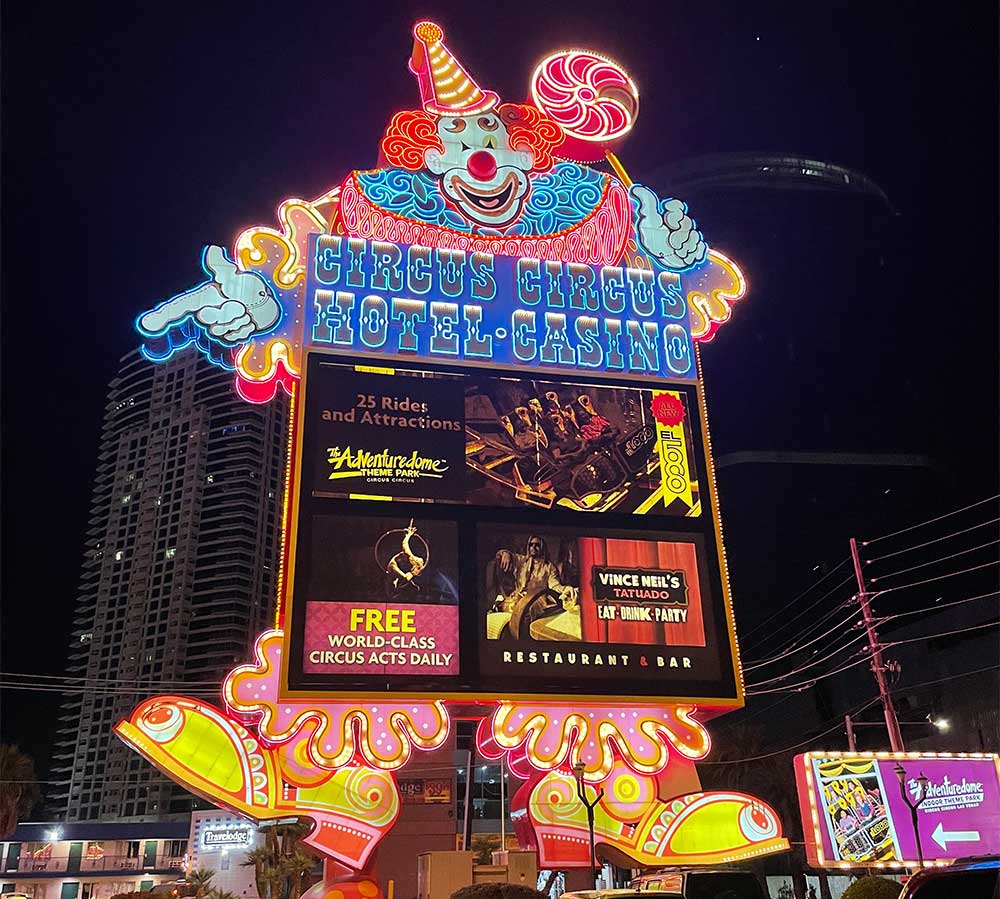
[478,117,499,132]
[444,118,466,133]
[739,802,778,841]
[140,703,185,743]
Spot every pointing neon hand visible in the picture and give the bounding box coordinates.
[631,184,708,272]
[137,245,281,346]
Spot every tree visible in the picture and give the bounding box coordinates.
[279,848,317,899]
[207,890,239,899]
[841,878,901,899]
[0,745,42,838]
[452,886,548,899]
[242,847,279,899]
[240,823,317,899]
[186,869,217,899]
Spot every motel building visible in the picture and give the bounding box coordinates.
[1,815,265,899]
[0,823,188,899]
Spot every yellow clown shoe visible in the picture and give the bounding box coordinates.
[115,696,398,870]
[515,762,789,867]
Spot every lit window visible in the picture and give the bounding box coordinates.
[115,550,124,562]
[165,548,176,560]
[126,473,135,482]
[121,494,132,505]
[206,475,214,484]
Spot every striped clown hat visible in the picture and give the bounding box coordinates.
[409,21,500,117]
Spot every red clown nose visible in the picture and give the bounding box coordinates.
[467,150,498,182]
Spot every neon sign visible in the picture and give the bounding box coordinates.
[306,237,694,380]
[202,826,254,849]
[134,20,746,403]
[117,18,782,895]
[794,752,1000,868]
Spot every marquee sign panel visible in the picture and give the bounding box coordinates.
[795,752,1000,868]
[117,17,786,888]
[280,352,739,705]
[306,237,696,381]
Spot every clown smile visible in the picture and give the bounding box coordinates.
[449,171,521,218]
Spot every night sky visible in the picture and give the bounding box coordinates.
[2,1,997,785]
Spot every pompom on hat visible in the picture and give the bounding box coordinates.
[409,21,500,117]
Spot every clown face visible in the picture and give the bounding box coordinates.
[424,113,534,228]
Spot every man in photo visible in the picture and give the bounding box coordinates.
[486,535,579,640]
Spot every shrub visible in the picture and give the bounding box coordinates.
[452,885,548,899]
[841,877,901,899]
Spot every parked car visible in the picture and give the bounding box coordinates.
[898,856,999,898]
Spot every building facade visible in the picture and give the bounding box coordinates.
[1,822,189,899]
[49,349,289,822]
[187,811,263,899]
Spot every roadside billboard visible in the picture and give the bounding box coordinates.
[281,352,741,705]
[795,752,1000,867]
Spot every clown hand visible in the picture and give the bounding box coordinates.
[137,246,281,346]
[631,184,708,272]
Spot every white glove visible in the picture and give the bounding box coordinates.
[138,246,281,345]
[631,184,708,271]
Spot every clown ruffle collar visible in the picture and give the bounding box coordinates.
[355,162,610,237]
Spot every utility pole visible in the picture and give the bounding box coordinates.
[850,537,905,751]
[845,714,857,752]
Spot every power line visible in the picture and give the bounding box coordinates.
[701,697,882,764]
[881,591,1000,622]
[746,651,878,696]
[744,604,859,671]
[885,620,999,650]
[711,692,802,734]
[741,558,852,644]
[868,538,1000,582]
[0,682,221,697]
[745,634,868,689]
[871,560,1000,596]
[743,570,855,651]
[744,590,856,664]
[863,494,1000,546]
[896,664,1000,694]
[865,517,1000,563]
[0,671,223,686]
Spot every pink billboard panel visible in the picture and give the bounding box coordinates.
[795,752,1000,866]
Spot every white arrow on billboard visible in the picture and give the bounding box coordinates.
[932,821,981,850]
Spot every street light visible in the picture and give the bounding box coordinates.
[572,761,604,889]
[895,763,929,867]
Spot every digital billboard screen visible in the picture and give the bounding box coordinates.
[283,352,739,704]
[302,514,460,678]
[795,753,1000,866]
[308,358,700,516]
[478,524,717,684]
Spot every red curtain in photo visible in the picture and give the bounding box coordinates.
[579,536,607,643]
[655,541,705,647]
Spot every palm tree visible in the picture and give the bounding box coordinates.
[185,869,216,899]
[207,890,238,899]
[279,848,317,899]
[241,823,317,899]
[0,745,42,838]
[241,847,279,899]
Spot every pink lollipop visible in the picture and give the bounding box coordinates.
[530,49,639,163]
